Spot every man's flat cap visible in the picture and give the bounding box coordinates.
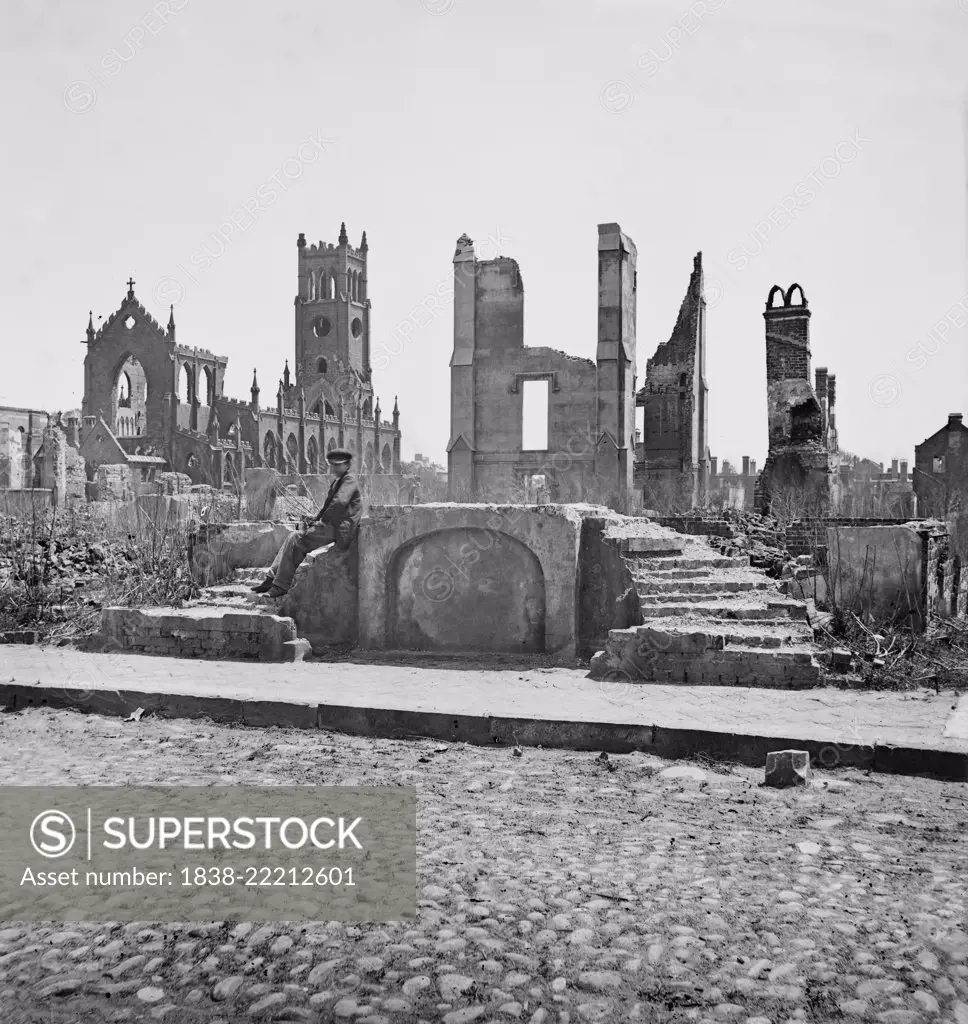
[326,448,353,463]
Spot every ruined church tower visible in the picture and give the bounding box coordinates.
[294,224,371,388]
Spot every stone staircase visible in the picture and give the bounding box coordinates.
[188,566,271,610]
[590,531,825,689]
[99,566,314,663]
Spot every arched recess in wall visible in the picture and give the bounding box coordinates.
[326,437,337,453]
[364,442,374,470]
[387,528,546,653]
[263,431,277,468]
[381,443,392,472]
[362,397,373,419]
[308,271,316,302]
[785,283,806,306]
[286,432,299,471]
[307,436,319,473]
[324,401,335,418]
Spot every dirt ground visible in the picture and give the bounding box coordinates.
[0,707,966,1024]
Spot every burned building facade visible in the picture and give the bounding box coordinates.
[914,413,968,515]
[635,252,709,508]
[80,226,403,492]
[756,284,837,513]
[447,224,637,513]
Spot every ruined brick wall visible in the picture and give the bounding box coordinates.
[638,253,708,507]
[94,464,133,501]
[64,444,86,502]
[655,516,733,538]
[447,226,637,512]
[757,285,832,513]
[37,426,67,505]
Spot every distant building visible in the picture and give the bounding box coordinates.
[835,457,915,517]
[915,413,968,515]
[707,456,757,509]
[0,406,49,489]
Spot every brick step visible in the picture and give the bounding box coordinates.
[639,599,807,622]
[197,584,258,599]
[635,567,715,581]
[590,629,823,689]
[617,619,815,649]
[619,534,686,556]
[100,606,311,662]
[631,555,751,571]
[636,578,772,597]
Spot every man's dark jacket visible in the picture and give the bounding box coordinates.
[314,471,362,548]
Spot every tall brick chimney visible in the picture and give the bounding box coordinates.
[890,458,898,477]
[742,456,750,477]
[764,283,811,383]
[710,456,718,477]
[900,460,908,482]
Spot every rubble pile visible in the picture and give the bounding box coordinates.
[685,507,792,577]
[814,614,968,692]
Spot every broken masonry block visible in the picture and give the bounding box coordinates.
[764,749,811,788]
[280,639,311,662]
[829,649,853,673]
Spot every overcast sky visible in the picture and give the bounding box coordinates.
[2,0,966,468]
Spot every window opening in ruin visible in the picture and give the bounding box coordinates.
[934,457,946,473]
[124,316,136,329]
[118,372,132,407]
[317,357,328,373]
[522,379,549,451]
[524,473,550,504]
[179,364,193,403]
[635,405,645,444]
[203,366,215,405]
[263,432,277,468]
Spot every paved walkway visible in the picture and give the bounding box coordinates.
[0,645,965,778]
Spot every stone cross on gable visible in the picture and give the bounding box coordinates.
[126,278,135,299]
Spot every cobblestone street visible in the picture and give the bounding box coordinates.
[0,707,966,1024]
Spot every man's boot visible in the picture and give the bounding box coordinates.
[250,575,275,594]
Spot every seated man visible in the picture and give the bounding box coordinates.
[251,448,362,599]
